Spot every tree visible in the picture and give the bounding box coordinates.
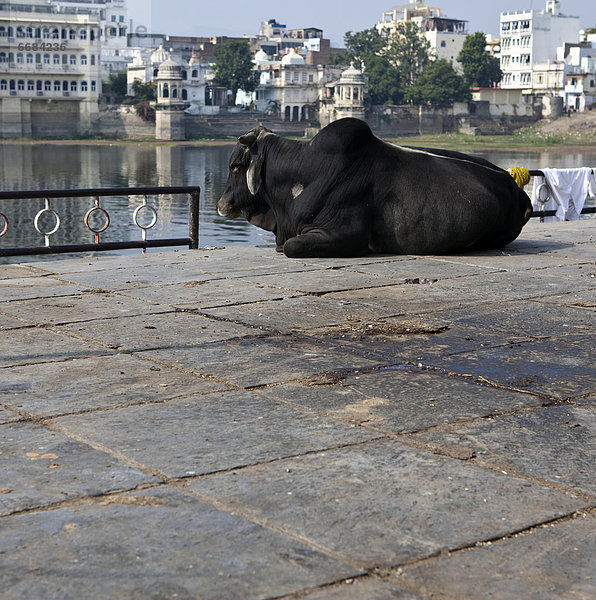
[344,28,385,69]
[458,32,502,88]
[404,59,471,108]
[385,21,431,86]
[364,55,402,105]
[213,40,260,104]
[131,79,156,101]
[105,72,127,97]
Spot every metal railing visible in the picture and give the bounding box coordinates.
[0,186,200,257]
[529,170,596,218]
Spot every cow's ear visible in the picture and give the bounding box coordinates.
[246,151,264,196]
[239,130,259,148]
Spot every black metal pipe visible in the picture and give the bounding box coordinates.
[0,238,191,257]
[0,186,200,201]
[189,190,200,250]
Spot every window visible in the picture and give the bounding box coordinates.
[17,80,25,91]
[70,81,77,91]
[70,29,77,40]
[43,53,50,65]
[16,27,25,38]
[119,15,125,23]
[62,54,68,65]
[53,54,60,65]
[63,81,68,92]
[0,80,7,90]
[42,27,50,39]
[16,53,24,64]
[0,52,6,63]
[27,80,34,91]
[70,55,77,65]
[26,53,33,64]
[35,53,41,64]
[192,69,198,78]
[44,80,51,91]
[91,80,96,92]
[0,27,6,38]
[81,80,88,92]
[81,55,87,65]
[111,15,117,22]
[54,81,60,91]
[80,29,87,40]
[51,28,59,39]
[90,55,95,66]
[26,27,33,38]
[441,40,446,47]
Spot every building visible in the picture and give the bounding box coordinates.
[559,42,596,110]
[50,0,129,79]
[499,0,580,89]
[252,47,345,122]
[376,1,468,71]
[0,0,102,138]
[319,63,367,126]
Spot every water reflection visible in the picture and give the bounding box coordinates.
[1,143,595,261]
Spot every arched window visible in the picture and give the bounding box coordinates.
[0,27,6,38]
[91,80,96,92]
[9,80,15,91]
[53,54,60,65]
[90,29,95,41]
[54,81,60,91]
[69,29,76,40]
[16,26,25,38]
[81,81,88,92]
[62,54,68,65]
[36,80,42,91]
[181,70,187,80]
[43,53,50,64]
[0,52,7,63]
[172,87,178,98]
[18,80,25,91]
[80,29,87,40]
[90,55,95,66]
[51,28,59,40]
[26,27,33,38]
[70,54,76,65]
[26,53,33,64]
[192,69,198,78]
[42,28,50,39]
[163,82,169,98]
[0,80,7,90]
[27,80,34,91]
[70,81,77,92]
[16,53,24,64]
[182,88,188,100]
[44,80,51,91]
[35,53,41,64]
[81,55,87,65]
[61,28,67,40]
[62,80,68,92]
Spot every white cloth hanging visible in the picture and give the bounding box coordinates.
[531,168,596,221]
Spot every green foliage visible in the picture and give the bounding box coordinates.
[404,59,471,108]
[131,79,156,101]
[344,28,385,69]
[213,40,260,102]
[364,55,402,105]
[385,21,431,85]
[458,32,502,88]
[106,72,127,97]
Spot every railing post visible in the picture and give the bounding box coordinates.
[189,189,200,249]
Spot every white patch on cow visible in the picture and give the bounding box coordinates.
[291,183,304,199]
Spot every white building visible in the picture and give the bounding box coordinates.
[558,41,596,110]
[127,46,212,115]
[252,48,344,122]
[0,0,102,137]
[50,0,129,79]
[499,0,580,89]
[376,1,468,71]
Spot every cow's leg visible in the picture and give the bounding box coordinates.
[283,229,368,258]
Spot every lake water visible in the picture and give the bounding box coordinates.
[1,142,595,262]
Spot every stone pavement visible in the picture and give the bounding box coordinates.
[0,220,594,600]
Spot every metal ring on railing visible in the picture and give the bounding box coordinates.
[34,199,61,246]
[84,198,110,234]
[0,213,7,237]
[133,198,158,231]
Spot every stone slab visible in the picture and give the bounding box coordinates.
[54,392,378,478]
[0,313,28,330]
[0,486,359,600]
[398,514,596,600]
[0,265,46,279]
[413,405,596,496]
[0,421,159,516]
[202,295,401,332]
[0,354,225,418]
[0,291,171,326]
[296,578,422,599]
[0,327,110,368]
[536,288,595,309]
[118,278,296,310]
[437,299,594,338]
[59,311,265,352]
[189,439,585,568]
[261,369,541,432]
[141,335,383,388]
[0,276,86,302]
[0,406,22,424]
[425,334,595,400]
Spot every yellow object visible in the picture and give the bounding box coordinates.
[507,167,531,189]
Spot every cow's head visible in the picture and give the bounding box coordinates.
[217,125,272,223]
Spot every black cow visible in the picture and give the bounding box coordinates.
[217,118,532,258]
